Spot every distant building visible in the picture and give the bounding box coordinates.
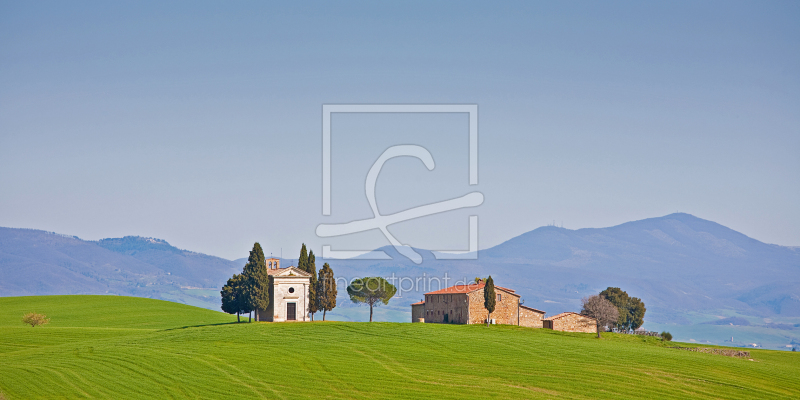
[254,258,312,322]
[543,312,597,333]
[414,282,546,326]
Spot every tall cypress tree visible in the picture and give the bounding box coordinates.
[242,242,269,322]
[483,275,496,327]
[297,243,308,274]
[317,263,337,321]
[307,250,318,320]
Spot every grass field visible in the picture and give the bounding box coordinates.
[1,296,798,399]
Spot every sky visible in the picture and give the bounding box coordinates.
[1,1,798,260]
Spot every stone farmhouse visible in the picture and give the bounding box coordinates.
[411,282,600,334]
[543,312,597,333]
[411,282,546,328]
[254,258,312,322]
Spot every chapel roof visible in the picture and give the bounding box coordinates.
[267,266,312,277]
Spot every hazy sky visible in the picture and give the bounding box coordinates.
[1,1,798,260]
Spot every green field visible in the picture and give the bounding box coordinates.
[1,296,798,399]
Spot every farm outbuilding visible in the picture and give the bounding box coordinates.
[543,312,597,333]
[411,300,425,322]
[518,305,547,328]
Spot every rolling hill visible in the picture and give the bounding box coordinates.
[1,295,798,399]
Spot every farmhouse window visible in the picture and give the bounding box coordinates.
[497,294,501,301]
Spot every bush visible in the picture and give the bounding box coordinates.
[661,331,673,341]
[22,312,50,327]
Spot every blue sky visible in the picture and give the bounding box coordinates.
[1,1,798,260]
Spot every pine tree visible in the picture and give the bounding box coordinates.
[316,263,337,321]
[242,242,269,322]
[483,275,496,327]
[307,250,318,320]
[346,277,396,322]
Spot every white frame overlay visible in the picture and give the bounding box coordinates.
[321,104,479,260]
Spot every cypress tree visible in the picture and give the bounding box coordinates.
[297,243,308,274]
[242,242,269,322]
[307,250,318,320]
[483,275,496,327]
[317,263,337,321]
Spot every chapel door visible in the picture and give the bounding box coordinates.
[287,303,296,321]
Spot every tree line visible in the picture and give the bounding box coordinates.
[580,286,647,338]
[220,242,338,322]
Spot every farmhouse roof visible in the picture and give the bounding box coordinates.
[544,312,594,321]
[520,305,546,314]
[411,301,425,306]
[425,283,517,295]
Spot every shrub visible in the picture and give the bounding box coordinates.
[661,331,673,341]
[22,312,50,327]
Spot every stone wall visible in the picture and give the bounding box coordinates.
[467,288,520,325]
[424,293,470,324]
[671,347,751,358]
[519,306,545,328]
[546,313,596,333]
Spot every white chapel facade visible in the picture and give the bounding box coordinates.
[254,258,312,322]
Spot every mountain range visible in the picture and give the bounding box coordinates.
[0,229,241,309]
[1,213,798,349]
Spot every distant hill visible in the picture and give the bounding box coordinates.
[0,228,241,309]
[332,213,799,315]
[480,213,800,317]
